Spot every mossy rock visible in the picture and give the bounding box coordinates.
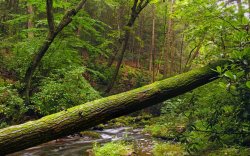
[152,143,187,156]
[79,131,101,139]
[144,123,186,140]
[93,124,105,130]
[93,141,134,156]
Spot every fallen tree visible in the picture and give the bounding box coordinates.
[0,60,229,155]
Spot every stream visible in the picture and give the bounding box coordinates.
[9,127,159,156]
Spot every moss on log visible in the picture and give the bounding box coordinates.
[0,60,229,155]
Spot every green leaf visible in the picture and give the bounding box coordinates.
[246,81,250,88]
[216,66,222,74]
[236,71,245,78]
[224,71,235,80]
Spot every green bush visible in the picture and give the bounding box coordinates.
[31,67,101,115]
[0,82,26,124]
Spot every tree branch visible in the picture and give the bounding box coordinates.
[55,0,87,35]
[137,0,150,14]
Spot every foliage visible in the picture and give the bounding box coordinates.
[0,1,249,155]
[31,67,100,115]
[206,147,250,156]
[0,78,26,125]
[149,78,250,154]
[93,141,133,156]
[86,63,159,94]
[113,65,157,93]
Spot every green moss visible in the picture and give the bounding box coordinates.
[205,147,250,156]
[144,116,187,140]
[80,131,101,139]
[93,141,133,156]
[152,143,186,156]
[106,113,152,128]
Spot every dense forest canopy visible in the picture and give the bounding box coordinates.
[0,0,250,155]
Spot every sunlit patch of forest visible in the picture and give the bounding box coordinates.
[0,0,249,155]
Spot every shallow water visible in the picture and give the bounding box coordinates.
[9,127,156,156]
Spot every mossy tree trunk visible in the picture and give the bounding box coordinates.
[0,60,229,155]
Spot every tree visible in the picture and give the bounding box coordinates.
[27,3,34,38]
[23,0,87,105]
[163,0,175,78]
[0,60,229,155]
[106,0,150,93]
[150,4,156,82]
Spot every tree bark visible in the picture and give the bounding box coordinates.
[0,60,229,155]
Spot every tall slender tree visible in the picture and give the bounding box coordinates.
[163,0,174,78]
[150,4,156,82]
[106,0,150,93]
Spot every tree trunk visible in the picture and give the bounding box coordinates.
[168,0,175,77]
[27,4,34,38]
[137,15,144,68]
[157,2,168,76]
[150,4,156,76]
[106,30,131,93]
[131,35,135,65]
[0,60,229,155]
[179,33,185,73]
[163,0,175,78]
[106,0,150,93]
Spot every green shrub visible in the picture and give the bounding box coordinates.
[31,67,101,115]
[0,84,26,124]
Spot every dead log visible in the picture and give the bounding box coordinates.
[0,60,229,155]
